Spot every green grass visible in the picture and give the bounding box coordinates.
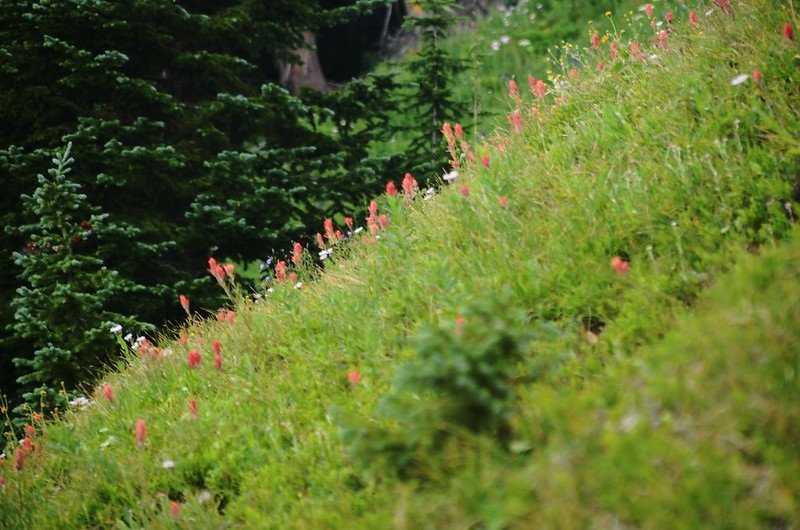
[3,0,800,527]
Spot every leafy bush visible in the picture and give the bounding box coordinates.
[337,295,533,478]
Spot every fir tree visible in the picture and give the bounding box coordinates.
[402,0,468,182]
[7,143,153,415]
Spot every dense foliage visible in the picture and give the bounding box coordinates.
[0,0,395,407]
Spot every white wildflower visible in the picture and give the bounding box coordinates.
[319,248,333,260]
[500,35,510,44]
[443,170,459,182]
[490,40,501,52]
[198,490,213,504]
[69,396,90,408]
[162,459,176,470]
[123,333,133,342]
[110,324,122,334]
[730,74,749,86]
[294,282,303,290]
[354,227,364,234]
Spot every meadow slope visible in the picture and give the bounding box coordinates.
[2,1,799,528]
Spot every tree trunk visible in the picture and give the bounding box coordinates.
[278,32,328,94]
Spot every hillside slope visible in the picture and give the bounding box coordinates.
[2,1,799,528]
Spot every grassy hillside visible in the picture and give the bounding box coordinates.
[3,0,799,528]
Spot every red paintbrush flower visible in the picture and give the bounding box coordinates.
[134,419,147,448]
[179,294,190,315]
[292,242,303,265]
[102,383,114,403]
[187,350,201,368]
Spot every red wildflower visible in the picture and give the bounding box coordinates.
[189,399,198,418]
[324,218,336,240]
[630,41,644,61]
[658,30,668,48]
[212,339,221,356]
[499,196,508,207]
[665,11,673,24]
[335,229,344,240]
[216,310,225,322]
[179,333,188,347]
[170,501,181,518]
[385,181,398,197]
[534,79,546,99]
[13,447,28,470]
[134,419,147,448]
[102,383,114,403]
[292,242,303,265]
[459,185,470,197]
[187,350,201,368]
[441,122,453,141]
[455,314,465,326]
[289,272,297,283]
[596,62,605,71]
[508,111,523,134]
[784,23,795,41]
[454,123,464,139]
[368,200,379,217]
[752,70,763,84]
[32,412,42,423]
[644,3,653,18]
[688,10,699,27]
[347,371,361,384]
[590,33,600,49]
[569,68,579,79]
[344,217,354,230]
[316,233,325,249]
[224,263,235,277]
[208,257,225,283]
[379,214,390,228]
[276,260,287,282]
[402,172,417,198]
[179,294,190,315]
[610,256,630,275]
[0,476,5,487]
[25,424,35,439]
[508,79,520,99]
[225,310,235,324]
[610,41,619,61]
[713,0,731,14]
[481,155,490,168]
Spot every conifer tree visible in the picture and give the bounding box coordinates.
[7,143,153,414]
[402,0,468,182]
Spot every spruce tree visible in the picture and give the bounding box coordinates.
[402,0,468,182]
[7,143,152,415]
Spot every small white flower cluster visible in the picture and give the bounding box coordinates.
[110,324,122,334]
[730,73,749,86]
[132,336,147,349]
[69,396,90,408]
[162,459,176,469]
[319,248,333,260]
[443,170,459,182]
